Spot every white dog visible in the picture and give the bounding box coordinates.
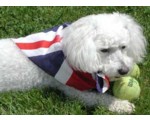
[0,13,147,114]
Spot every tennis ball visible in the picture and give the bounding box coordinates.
[113,77,141,101]
[128,64,140,78]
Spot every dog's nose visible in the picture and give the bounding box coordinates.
[118,68,129,75]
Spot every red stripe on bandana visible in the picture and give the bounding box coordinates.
[66,71,96,91]
[16,35,62,50]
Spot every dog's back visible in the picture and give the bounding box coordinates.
[0,39,53,91]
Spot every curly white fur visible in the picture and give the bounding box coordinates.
[62,13,147,77]
[0,13,147,114]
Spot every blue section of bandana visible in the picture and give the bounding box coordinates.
[44,23,71,33]
[29,51,65,76]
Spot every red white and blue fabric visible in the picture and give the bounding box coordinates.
[12,23,110,93]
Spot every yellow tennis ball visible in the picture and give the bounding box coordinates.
[113,77,141,101]
[128,64,140,78]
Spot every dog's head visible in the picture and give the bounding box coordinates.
[62,13,147,80]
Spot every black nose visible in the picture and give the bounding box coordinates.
[118,68,129,75]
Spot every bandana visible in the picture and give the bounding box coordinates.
[12,23,110,93]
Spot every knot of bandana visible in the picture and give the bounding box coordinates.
[96,73,110,93]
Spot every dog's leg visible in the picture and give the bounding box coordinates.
[49,79,135,114]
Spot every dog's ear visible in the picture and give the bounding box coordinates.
[122,14,147,63]
[62,16,101,73]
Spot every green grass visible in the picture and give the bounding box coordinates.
[0,6,150,115]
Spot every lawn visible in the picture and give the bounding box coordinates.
[0,6,150,115]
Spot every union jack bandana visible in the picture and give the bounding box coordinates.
[12,23,110,93]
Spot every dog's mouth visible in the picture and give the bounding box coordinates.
[115,76,120,78]
[97,70,103,74]
[97,71,120,80]
[97,70,110,78]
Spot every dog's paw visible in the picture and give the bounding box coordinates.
[108,100,135,114]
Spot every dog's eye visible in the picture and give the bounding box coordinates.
[101,49,109,53]
[121,46,126,49]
